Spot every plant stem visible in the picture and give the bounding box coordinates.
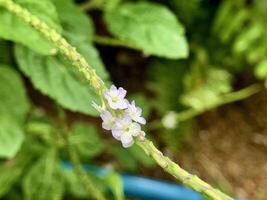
[0,1,234,199]
[58,108,106,200]
[94,35,140,50]
[136,136,233,200]
[147,84,261,131]
[80,0,104,11]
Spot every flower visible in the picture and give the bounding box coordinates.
[126,101,146,125]
[111,115,142,147]
[162,111,178,129]
[104,85,128,109]
[100,111,116,130]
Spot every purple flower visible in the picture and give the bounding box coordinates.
[126,101,146,125]
[104,85,128,109]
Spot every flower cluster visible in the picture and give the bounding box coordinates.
[93,85,146,148]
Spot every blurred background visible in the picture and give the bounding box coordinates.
[0,0,267,199]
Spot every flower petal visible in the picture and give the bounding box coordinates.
[121,134,134,148]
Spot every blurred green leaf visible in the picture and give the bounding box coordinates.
[128,144,155,167]
[0,116,24,158]
[0,65,29,123]
[15,0,109,116]
[69,122,103,158]
[105,172,124,200]
[0,66,29,158]
[104,2,188,59]
[148,59,188,114]
[181,68,232,110]
[255,59,267,79]
[0,0,61,55]
[23,150,63,200]
[0,160,24,197]
[63,169,107,199]
[110,146,138,171]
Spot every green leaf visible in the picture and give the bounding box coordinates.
[15,0,109,115]
[0,65,29,123]
[105,172,124,200]
[63,169,107,199]
[104,2,188,59]
[110,146,138,171]
[69,122,103,158]
[0,153,30,197]
[0,0,61,55]
[0,116,25,158]
[128,144,155,167]
[181,68,232,110]
[23,150,63,200]
[255,59,267,79]
[148,59,188,114]
[0,66,29,158]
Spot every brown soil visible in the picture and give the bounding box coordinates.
[175,90,267,200]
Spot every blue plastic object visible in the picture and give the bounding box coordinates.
[62,161,203,200]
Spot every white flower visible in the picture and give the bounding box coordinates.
[162,111,178,129]
[111,115,142,148]
[100,111,116,130]
[126,101,146,125]
[104,85,128,110]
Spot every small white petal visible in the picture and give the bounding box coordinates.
[111,128,122,140]
[100,111,115,130]
[121,134,134,148]
[137,117,146,125]
[129,122,141,136]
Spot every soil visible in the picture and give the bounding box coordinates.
[175,90,267,200]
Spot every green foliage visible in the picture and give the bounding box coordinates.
[0,65,29,123]
[69,122,103,158]
[148,59,188,114]
[23,150,64,200]
[181,68,232,110]
[0,0,264,199]
[104,172,124,200]
[104,2,188,59]
[14,0,109,116]
[0,0,61,55]
[0,66,29,158]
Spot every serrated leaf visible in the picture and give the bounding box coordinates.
[0,0,61,55]
[23,150,63,200]
[104,2,188,59]
[69,122,103,158]
[15,0,109,115]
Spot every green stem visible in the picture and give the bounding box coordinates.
[94,35,140,50]
[178,84,261,122]
[136,136,233,200]
[80,0,104,11]
[57,107,106,200]
[0,1,234,199]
